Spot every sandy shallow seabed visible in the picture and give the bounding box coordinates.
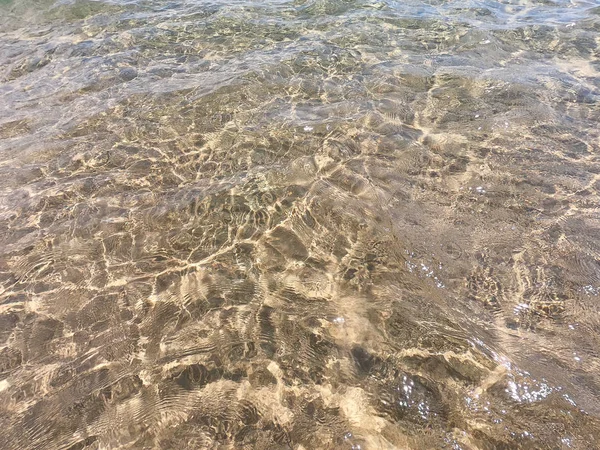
[1,0,600,448]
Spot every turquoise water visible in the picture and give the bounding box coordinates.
[1,0,600,448]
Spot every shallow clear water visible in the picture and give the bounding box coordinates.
[1,0,600,448]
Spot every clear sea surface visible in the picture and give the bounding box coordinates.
[1,0,600,448]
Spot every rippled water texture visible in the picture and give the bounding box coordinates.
[1,0,600,448]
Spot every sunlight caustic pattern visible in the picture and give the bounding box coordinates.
[1,0,600,448]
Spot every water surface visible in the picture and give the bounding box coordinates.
[1,0,600,448]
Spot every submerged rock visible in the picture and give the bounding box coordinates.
[118,67,138,81]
